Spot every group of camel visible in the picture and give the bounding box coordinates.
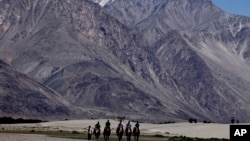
[92,121,140,141]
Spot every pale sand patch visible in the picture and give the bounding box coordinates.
[142,122,230,139]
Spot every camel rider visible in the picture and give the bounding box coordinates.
[95,121,101,129]
[106,120,111,128]
[118,119,124,128]
[135,121,139,128]
[125,120,132,136]
[126,120,131,128]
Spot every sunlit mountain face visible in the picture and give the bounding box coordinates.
[1,0,250,122]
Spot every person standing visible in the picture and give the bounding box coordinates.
[87,125,92,140]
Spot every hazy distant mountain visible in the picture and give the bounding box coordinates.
[1,0,250,122]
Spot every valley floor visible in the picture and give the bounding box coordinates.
[0,119,230,140]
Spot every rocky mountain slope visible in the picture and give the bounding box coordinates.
[0,60,71,119]
[0,0,250,122]
[102,0,250,122]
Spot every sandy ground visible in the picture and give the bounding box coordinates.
[0,119,230,140]
[39,119,230,139]
[0,133,87,141]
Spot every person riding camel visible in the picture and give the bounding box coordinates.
[116,119,124,141]
[93,121,101,139]
[106,120,111,128]
[118,119,124,128]
[126,121,131,128]
[126,120,132,137]
[135,121,139,128]
[133,121,140,141]
[95,121,101,129]
[104,120,111,141]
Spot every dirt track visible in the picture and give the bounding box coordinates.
[0,133,87,141]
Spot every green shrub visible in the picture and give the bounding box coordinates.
[72,131,80,134]
[30,130,35,133]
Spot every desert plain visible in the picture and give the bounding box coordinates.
[0,119,230,141]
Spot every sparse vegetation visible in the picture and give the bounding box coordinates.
[72,131,80,134]
[203,121,212,123]
[188,118,197,123]
[153,134,165,137]
[158,121,176,124]
[0,117,43,124]
[30,130,35,133]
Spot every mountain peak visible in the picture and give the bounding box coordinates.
[101,0,221,28]
[90,0,115,7]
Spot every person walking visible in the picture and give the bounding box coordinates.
[87,125,92,140]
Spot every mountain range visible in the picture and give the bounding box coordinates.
[0,0,250,123]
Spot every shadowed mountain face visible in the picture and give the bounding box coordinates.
[1,0,250,122]
[0,60,71,119]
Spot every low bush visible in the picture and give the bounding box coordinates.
[0,117,43,124]
[72,131,80,134]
